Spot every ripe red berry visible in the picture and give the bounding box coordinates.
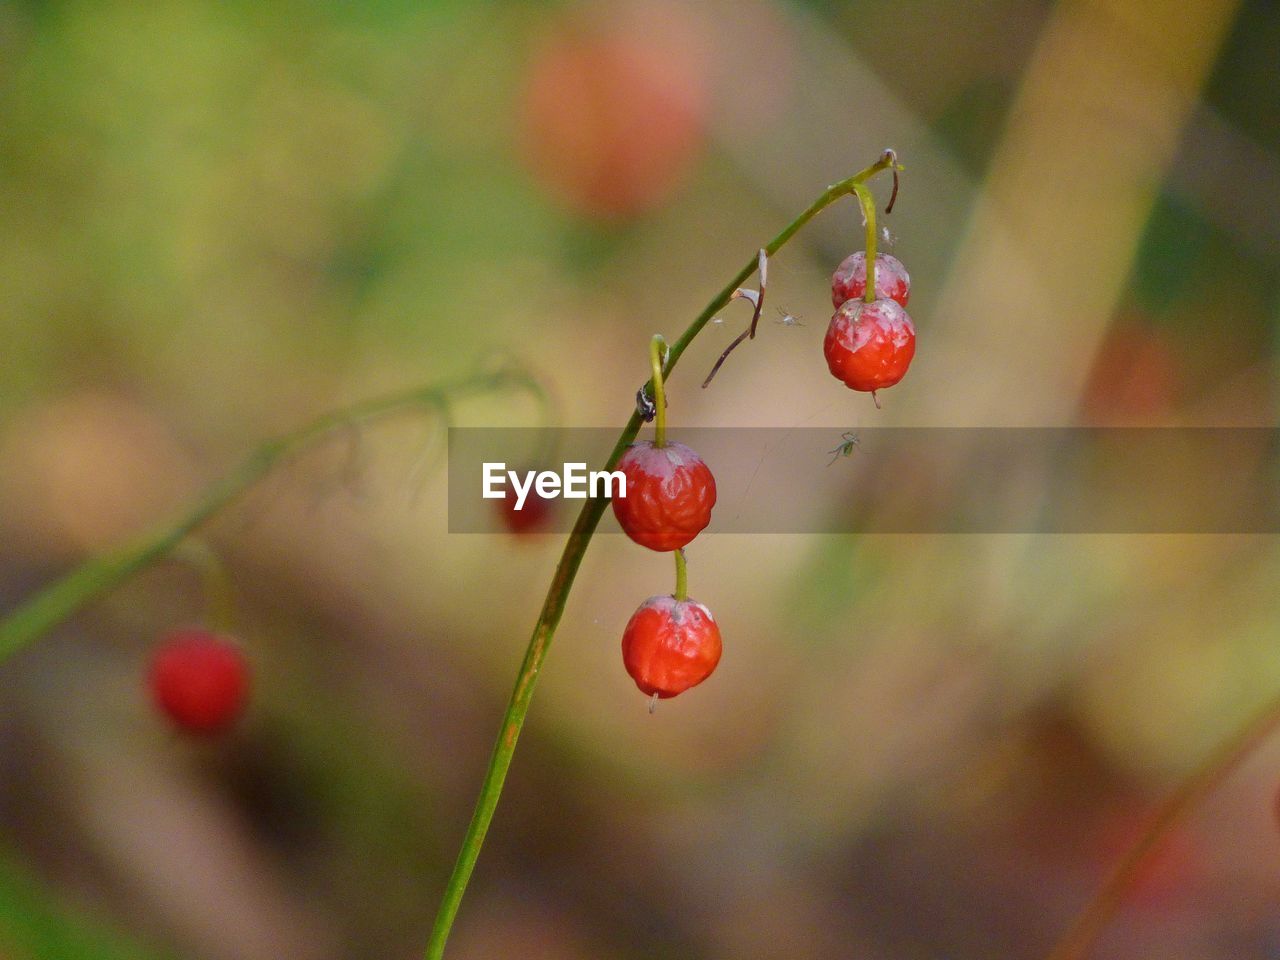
[147,628,251,735]
[621,594,722,698]
[831,252,910,308]
[612,440,716,551]
[824,298,917,394]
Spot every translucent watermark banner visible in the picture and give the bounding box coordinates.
[448,427,1280,534]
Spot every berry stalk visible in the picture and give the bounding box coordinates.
[674,548,688,602]
[423,150,903,960]
[649,334,668,448]
[171,538,236,634]
[848,149,901,304]
[852,180,880,304]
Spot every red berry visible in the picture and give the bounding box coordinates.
[1080,323,1179,425]
[148,628,251,735]
[824,298,916,394]
[498,485,555,535]
[621,594,722,698]
[517,5,708,222]
[1094,806,1202,907]
[612,440,716,551]
[831,252,910,308]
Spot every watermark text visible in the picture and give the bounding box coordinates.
[482,462,627,511]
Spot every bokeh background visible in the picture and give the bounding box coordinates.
[2,0,1280,957]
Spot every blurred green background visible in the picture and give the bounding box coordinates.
[2,0,1280,957]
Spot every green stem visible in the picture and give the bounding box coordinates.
[853,181,878,303]
[422,150,901,960]
[171,538,237,634]
[674,548,687,602]
[1044,687,1280,960]
[0,367,540,660]
[649,335,668,448]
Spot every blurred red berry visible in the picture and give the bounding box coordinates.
[612,440,715,551]
[1080,323,1179,425]
[621,594,722,698]
[148,628,250,735]
[831,251,911,308]
[824,298,917,395]
[497,486,555,535]
[1094,806,1202,908]
[517,3,708,221]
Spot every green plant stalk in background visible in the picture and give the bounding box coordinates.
[0,843,180,960]
[1044,684,1280,960]
[0,366,542,659]
[422,150,902,960]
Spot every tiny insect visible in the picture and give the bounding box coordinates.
[826,431,860,465]
[774,307,805,327]
[881,226,897,248]
[710,315,727,326]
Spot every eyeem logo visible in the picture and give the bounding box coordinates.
[482,463,627,511]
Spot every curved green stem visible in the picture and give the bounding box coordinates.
[649,335,668,448]
[853,181,879,303]
[0,366,541,659]
[1045,687,1280,960]
[674,548,688,602]
[171,538,237,634]
[422,150,901,960]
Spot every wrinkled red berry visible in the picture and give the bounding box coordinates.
[621,594,722,698]
[612,440,715,551]
[148,628,250,735]
[831,252,910,308]
[824,298,917,394]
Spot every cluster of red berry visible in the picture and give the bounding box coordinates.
[612,339,722,704]
[824,250,915,405]
[613,440,721,701]
[148,167,917,723]
[606,193,918,704]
